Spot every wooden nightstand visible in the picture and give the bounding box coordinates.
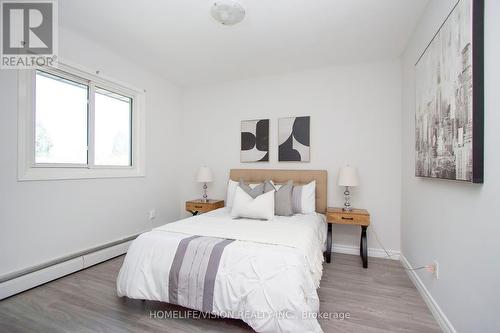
[326,207,371,268]
[185,199,224,215]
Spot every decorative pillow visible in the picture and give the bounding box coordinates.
[238,180,266,198]
[267,180,283,190]
[264,180,294,216]
[292,180,316,214]
[226,180,270,208]
[230,186,275,220]
[226,179,239,208]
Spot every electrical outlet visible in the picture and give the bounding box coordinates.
[149,209,156,220]
[433,260,439,280]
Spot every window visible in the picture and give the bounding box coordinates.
[35,71,88,165]
[94,87,132,166]
[18,63,145,180]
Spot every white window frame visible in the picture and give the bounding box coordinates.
[18,62,145,181]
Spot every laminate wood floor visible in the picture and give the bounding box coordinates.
[0,253,441,333]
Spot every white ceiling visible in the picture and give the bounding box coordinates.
[60,0,429,87]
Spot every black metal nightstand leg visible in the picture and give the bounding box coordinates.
[361,226,368,268]
[188,210,199,216]
[325,223,332,263]
[360,232,362,256]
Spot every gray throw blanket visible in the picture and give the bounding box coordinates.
[168,235,234,313]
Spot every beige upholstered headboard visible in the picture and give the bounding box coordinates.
[229,169,328,213]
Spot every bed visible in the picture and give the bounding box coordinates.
[117,169,328,333]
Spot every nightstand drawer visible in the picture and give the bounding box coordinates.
[186,202,211,212]
[185,200,224,215]
[328,213,368,224]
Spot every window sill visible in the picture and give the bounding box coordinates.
[18,166,145,181]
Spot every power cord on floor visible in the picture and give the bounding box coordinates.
[371,225,433,272]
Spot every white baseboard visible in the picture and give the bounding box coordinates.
[400,254,455,333]
[332,244,400,260]
[0,241,132,300]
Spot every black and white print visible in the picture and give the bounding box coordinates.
[415,0,483,182]
[278,116,310,162]
[241,119,269,162]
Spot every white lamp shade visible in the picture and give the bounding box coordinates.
[196,166,213,183]
[338,166,359,187]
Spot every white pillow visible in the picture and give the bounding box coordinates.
[230,186,275,220]
[226,179,239,208]
[226,180,265,208]
[292,180,316,214]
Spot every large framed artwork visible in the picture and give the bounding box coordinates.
[278,116,310,162]
[415,0,484,183]
[240,119,269,162]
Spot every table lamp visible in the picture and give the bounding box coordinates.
[196,166,213,203]
[338,166,359,211]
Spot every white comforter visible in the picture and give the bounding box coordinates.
[117,208,327,333]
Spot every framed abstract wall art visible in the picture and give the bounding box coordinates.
[240,119,269,162]
[415,0,484,183]
[278,116,310,162]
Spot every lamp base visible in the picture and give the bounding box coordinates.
[202,183,208,203]
[343,186,352,211]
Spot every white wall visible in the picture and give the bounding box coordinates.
[401,0,500,332]
[0,28,182,276]
[180,61,402,254]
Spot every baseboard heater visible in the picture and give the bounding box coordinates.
[0,233,142,300]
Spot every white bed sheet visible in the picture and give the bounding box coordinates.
[117,208,327,333]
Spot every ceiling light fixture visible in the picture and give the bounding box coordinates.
[211,1,245,26]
